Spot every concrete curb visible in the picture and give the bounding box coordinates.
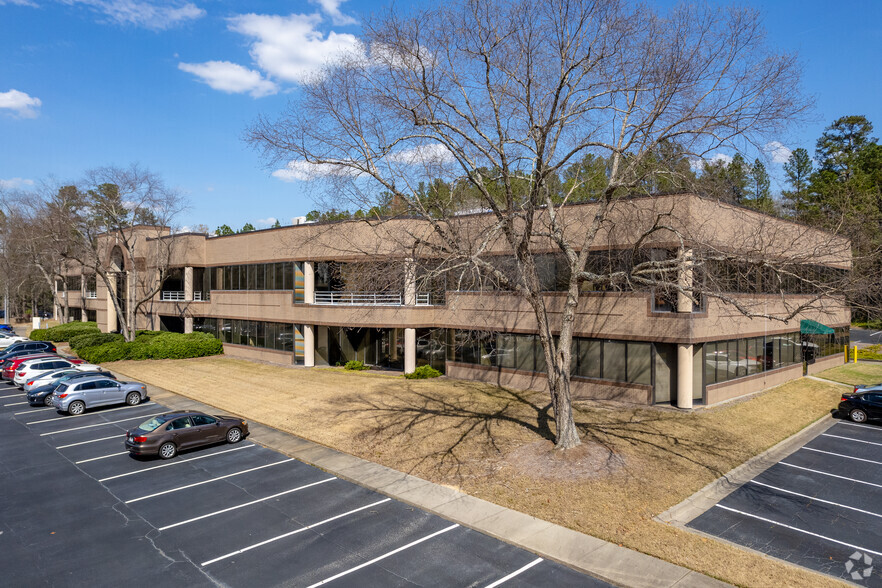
[657,414,838,527]
[129,379,730,588]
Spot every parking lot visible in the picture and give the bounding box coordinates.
[0,379,605,587]
[688,416,882,585]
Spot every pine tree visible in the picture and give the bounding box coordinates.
[781,148,814,219]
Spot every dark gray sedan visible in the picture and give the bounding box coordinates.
[125,411,249,459]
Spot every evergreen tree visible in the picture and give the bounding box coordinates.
[214,224,234,236]
[782,148,814,218]
[272,219,282,228]
[815,115,877,180]
[239,223,255,233]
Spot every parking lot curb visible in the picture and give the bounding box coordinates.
[135,380,731,588]
[656,414,838,528]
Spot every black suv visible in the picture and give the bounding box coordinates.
[0,341,58,367]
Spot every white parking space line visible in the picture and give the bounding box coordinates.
[159,477,336,530]
[483,558,544,588]
[715,504,882,557]
[780,462,882,490]
[56,435,121,449]
[98,444,255,482]
[13,407,53,415]
[822,433,882,447]
[37,412,165,435]
[201,498,393,567]
[27,402,155,424]
[748,480,882,519]
[75,451,129,464]
[3,401,27,406]
[803,447,882,466]
[126,458,295,504]
[0,393,21,399]
[836,421,882,433]
[304,523,460,587]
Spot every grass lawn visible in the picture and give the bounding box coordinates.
[815,362,882,386]
[107,356,856,588]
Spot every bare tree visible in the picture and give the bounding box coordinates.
[248,0,813,449]
[53,165,187,341]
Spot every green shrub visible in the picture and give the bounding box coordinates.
[69,332,123,350]
[344,360,368,371]
[858,344,882,361]
[404,365,442,379]
[31,321,99,342]
[77,331,224,363]
[77,342,130,363]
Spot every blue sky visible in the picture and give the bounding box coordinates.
[0,0,880,231]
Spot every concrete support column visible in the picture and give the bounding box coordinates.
[303,324,316,367]
[404,258,416,306]
[677,343,693,409]
[184,266,194,301]
[184,317,193,334]
[106,276,117,333]
[404,327,416,374]
[677,248,694,313]
[303,261,315,304]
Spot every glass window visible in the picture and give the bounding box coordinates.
[264,263,275,290]
[627,342,651,385]
[167,417,192,430]
[603,341,627,382]
[192,415,216,426]
[577,339,601,379]
[535,338,547,373]
[497,333,516,369]
[515,335,535,372]
[273,263,283,291]
[255,264,266,290]
[280,323,294,351]
[735,339,747,377]
[283,262,293,291]
[254,321,265,348]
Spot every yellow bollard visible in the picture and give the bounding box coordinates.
[854,345,859,363]
[845,344,848,363]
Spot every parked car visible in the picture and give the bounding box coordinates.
[52,375,147,415]
[838,387,882,423]
[0,324,14,331]
[2,353,84,380]
[0,331,27,347]
[125,410,249,459]
[23,366,104,392]
[0,341,57,365]
[26,370,117,406]
[13,358,100,387]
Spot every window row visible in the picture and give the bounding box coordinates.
[803,327,850,360]
[193,317,296,352]
[451,330,651,385]
[704,333,802,385]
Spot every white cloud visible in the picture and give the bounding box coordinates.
[272,159,357,182]
[255,217,277,227]
[228,13,362,84]
[311,0,356,26]
[178,61,278,98]
[0,89,41,118]
[0,0,39,7]
[60,0,204,30]
[386,143,454,165]
[764,141,792,164]
[0,177,35,190]
[689,153,733,172]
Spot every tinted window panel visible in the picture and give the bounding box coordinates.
[603,341,627,382]
[627,342,651,385]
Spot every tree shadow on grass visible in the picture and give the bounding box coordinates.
[332,380,748,486]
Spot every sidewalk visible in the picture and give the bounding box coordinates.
[134,379,729,588]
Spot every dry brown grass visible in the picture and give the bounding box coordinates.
[108,356,852,588]
[816,362,882,386]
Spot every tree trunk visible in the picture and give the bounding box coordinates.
[548,367,581,450]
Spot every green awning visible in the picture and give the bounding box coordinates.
[800,319,834,335]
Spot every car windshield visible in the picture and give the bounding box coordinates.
[138,415,173,432]
[55,383,68,393]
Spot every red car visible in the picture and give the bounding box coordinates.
[2,354,84,380]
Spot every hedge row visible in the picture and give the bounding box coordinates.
[30,321,100,342]
[77,332,224,363]
[69,332,124,350]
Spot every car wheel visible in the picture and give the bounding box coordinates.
[43,395,53,407]
[125,392,141,406]
[158,442,177,459]
[850,408,869,423]
[226,427,242,444]
[68,400,86,416]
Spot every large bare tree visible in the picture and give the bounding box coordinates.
[49,165,186,341]
[248,0,814,449]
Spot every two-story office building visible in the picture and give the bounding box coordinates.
[58,193,850,408]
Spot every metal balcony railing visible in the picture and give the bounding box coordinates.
[313,291,433,306]
[85,291,97,299]
[193,291,207,301]
[160,291,186,301]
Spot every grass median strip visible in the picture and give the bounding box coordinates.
[110,355,863,588]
